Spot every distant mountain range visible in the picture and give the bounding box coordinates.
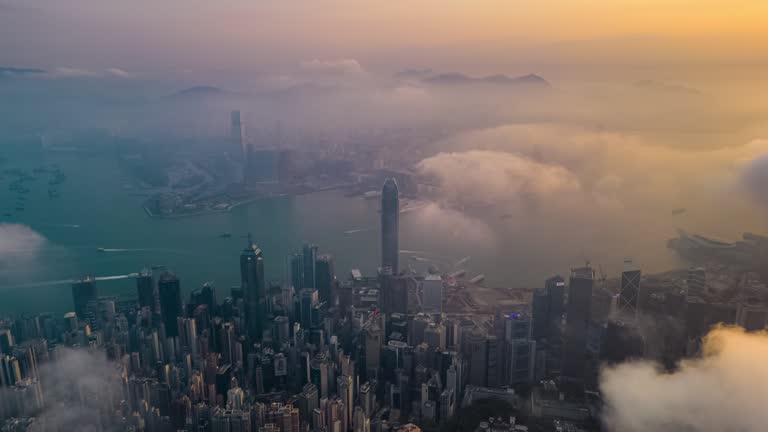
[421,72,550,87]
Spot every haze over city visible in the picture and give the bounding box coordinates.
[1,2,768,432]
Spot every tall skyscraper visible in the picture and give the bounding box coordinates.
[302,243,318,289]
[231,110,245,155]
[241,239,266,341]
[315,254,334,304]
[136,269,154,312]
[289,252,304,290]
[381,178,399,274]
[618,261,641,321]
[158,272,182,338]
[71,277,97,319]
[561,266,593,389]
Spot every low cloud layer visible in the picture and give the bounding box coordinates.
[300,58,365,75]
[601,326,768,432]
[0,348,124,429]
[0,224,48,285]
[741,154,768,209]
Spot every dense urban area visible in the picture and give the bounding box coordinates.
[3,133,768,432]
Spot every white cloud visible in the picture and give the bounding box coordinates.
[601,326,768,432]
[0,223,47,285]
[300,58,365,75]
[46,67,132,78]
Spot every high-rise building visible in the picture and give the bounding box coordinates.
[618,261,641,321]
[421,274,443,314]
[137,269,154,312]
[158,272,182,338]
[561,266,594,389]
[71,277,97,320]
[315,254,334,304]
[231,110,245,155]
[382,275,411,316]
[543,275,565,377]
[381,178,399,274]
[241,240,266,341]
[289,252,304,290]
[302,243,318,289]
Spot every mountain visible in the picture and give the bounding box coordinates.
[422,72,550,87]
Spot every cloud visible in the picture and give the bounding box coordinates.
[601,326,768,432]
[105,67,131,78]
[46,67,132,78]
[408,202,496,248]
[741,153,768,208]
[0,224,47,285]
[300,58,365,75]
[416,149,582,209]
[0,348,125,429]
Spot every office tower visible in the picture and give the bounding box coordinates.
[159,272,182,338]
[0,330,14,355]
[137,269,154,312]
[382,275,411,316]
[542,275,565,377]
[71,277,97,319]
[300,289,318,330]
[298,383,319,424]
[421,274,442,313]
[465,330,487,387]
[315,254,334,304]
[601,320,644,365]
[241,240,266,341]
[532,289,549,341]
[231,110,245,154]
[423,323,446,351]
[302,243,318,289]
[618,261,641,321]
[561,266,594,388]
[381,178,399,274]
[288,252,304,291]
[503,314,535,385]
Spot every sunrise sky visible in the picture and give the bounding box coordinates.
[2,0,767,75]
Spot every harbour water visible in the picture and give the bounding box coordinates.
[0,151,682,314]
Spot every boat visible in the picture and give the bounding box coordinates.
[363,190,382,199]
[219,232,232,238]
[97,248,106,252]
[15,207,24,211]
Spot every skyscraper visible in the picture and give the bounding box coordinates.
[618,261,641,321]
[231,110,245,155]
[561,266,593,389]
[302,243,318,289]
[136,269,154,312]
[381,178,399,274]
[158,272,182,338]
[241,239,266,341]
[71,277,97,319]
[315,254,334,304]
[289,252,304,290]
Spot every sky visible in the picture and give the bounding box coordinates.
[2,0,768,77]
